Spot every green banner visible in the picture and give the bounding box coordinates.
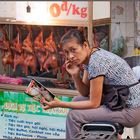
[0,91,72,117]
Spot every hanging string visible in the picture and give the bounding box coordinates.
[26,1,31,13]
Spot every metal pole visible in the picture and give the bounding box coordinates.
[88,0,93,48]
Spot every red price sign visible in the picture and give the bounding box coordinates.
[49,1,87,19]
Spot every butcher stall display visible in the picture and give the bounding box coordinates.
[0,24,79,89]
[0,24,109,89]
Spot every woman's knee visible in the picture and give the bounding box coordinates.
[72,96,89,102]
[67,110,81,122]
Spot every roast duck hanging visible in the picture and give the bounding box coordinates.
[0,25,13,71]
[0,25,68,79]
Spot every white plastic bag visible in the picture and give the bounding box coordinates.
[111,24,127,57]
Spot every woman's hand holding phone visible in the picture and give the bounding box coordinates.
[40,97,61,110]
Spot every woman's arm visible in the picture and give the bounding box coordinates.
[65,59,89,96]
[61,75,103,109]
[41,76,104,110]
[72,70,90,97]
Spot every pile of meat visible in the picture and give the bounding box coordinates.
[0,75,22,85]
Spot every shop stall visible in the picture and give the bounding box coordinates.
[0,1,110,139]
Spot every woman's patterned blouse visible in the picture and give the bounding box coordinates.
[84,48,140,108]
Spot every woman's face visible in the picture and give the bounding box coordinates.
[63,39,89,65]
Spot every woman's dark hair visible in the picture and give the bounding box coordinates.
[60,29,86,47]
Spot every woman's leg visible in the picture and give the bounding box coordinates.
[66,96,140,139]
[66,96,89,139]
[66,104,111,139]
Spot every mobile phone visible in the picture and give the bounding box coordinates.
[25,78,55,102]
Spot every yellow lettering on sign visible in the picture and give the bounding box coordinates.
[28,104,40,113]
[18,104,26,112]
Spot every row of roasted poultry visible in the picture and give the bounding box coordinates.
[0,25,66,78]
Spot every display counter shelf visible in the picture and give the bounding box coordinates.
[0,83,79,97]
